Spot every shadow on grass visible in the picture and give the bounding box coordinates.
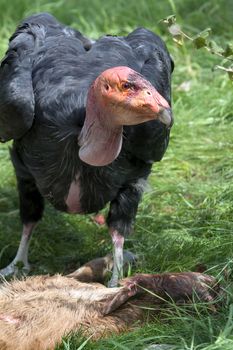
[0,185,109,275]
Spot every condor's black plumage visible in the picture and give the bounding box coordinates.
[0,13,174,286]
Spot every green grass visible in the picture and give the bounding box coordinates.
[0,0,233,349]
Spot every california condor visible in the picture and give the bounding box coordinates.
[0,13,174,287]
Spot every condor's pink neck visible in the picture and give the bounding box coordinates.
[78,87,123,167]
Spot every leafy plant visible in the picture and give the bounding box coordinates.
[162,14,233,81]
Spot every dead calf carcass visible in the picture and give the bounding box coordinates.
[0,255,219,350]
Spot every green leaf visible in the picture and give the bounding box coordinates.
[228,70,233,81]
[162,14,176,26]
[193,28,211,49]
[223,44,233,58]
[208,40,224,55]
[193,36,207,49]
[197,27,212,38]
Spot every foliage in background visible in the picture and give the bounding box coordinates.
[163,14,233,80]
[0,0,233,349]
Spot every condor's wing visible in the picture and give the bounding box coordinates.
[125,27,174,104]
[124,28,174,162]
[0,13,92,142]
[0,23,36,142]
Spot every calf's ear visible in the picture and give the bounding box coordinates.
[102,285,138,315]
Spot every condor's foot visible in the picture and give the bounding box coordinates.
[0,260,31,277]
[68,250,137,284]
[0,223,35,278]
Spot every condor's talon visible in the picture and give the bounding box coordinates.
[0,264,16,278]
[0,261,31,277]
[0,223,35,278]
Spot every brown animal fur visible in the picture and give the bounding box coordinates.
[0,256,219,350]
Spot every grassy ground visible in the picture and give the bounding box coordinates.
[0,0,233,349]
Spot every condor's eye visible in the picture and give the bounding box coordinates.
[121,82,133,90]
[104,84,110,91]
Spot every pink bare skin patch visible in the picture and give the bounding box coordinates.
[92,214,106,226]
[79,111,123,167]
[65,177,82,214]
[110,229,124,248]
[0,314,20,324]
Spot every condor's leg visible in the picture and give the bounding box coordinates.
[0,176,44,276]
[107,180,145,288]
